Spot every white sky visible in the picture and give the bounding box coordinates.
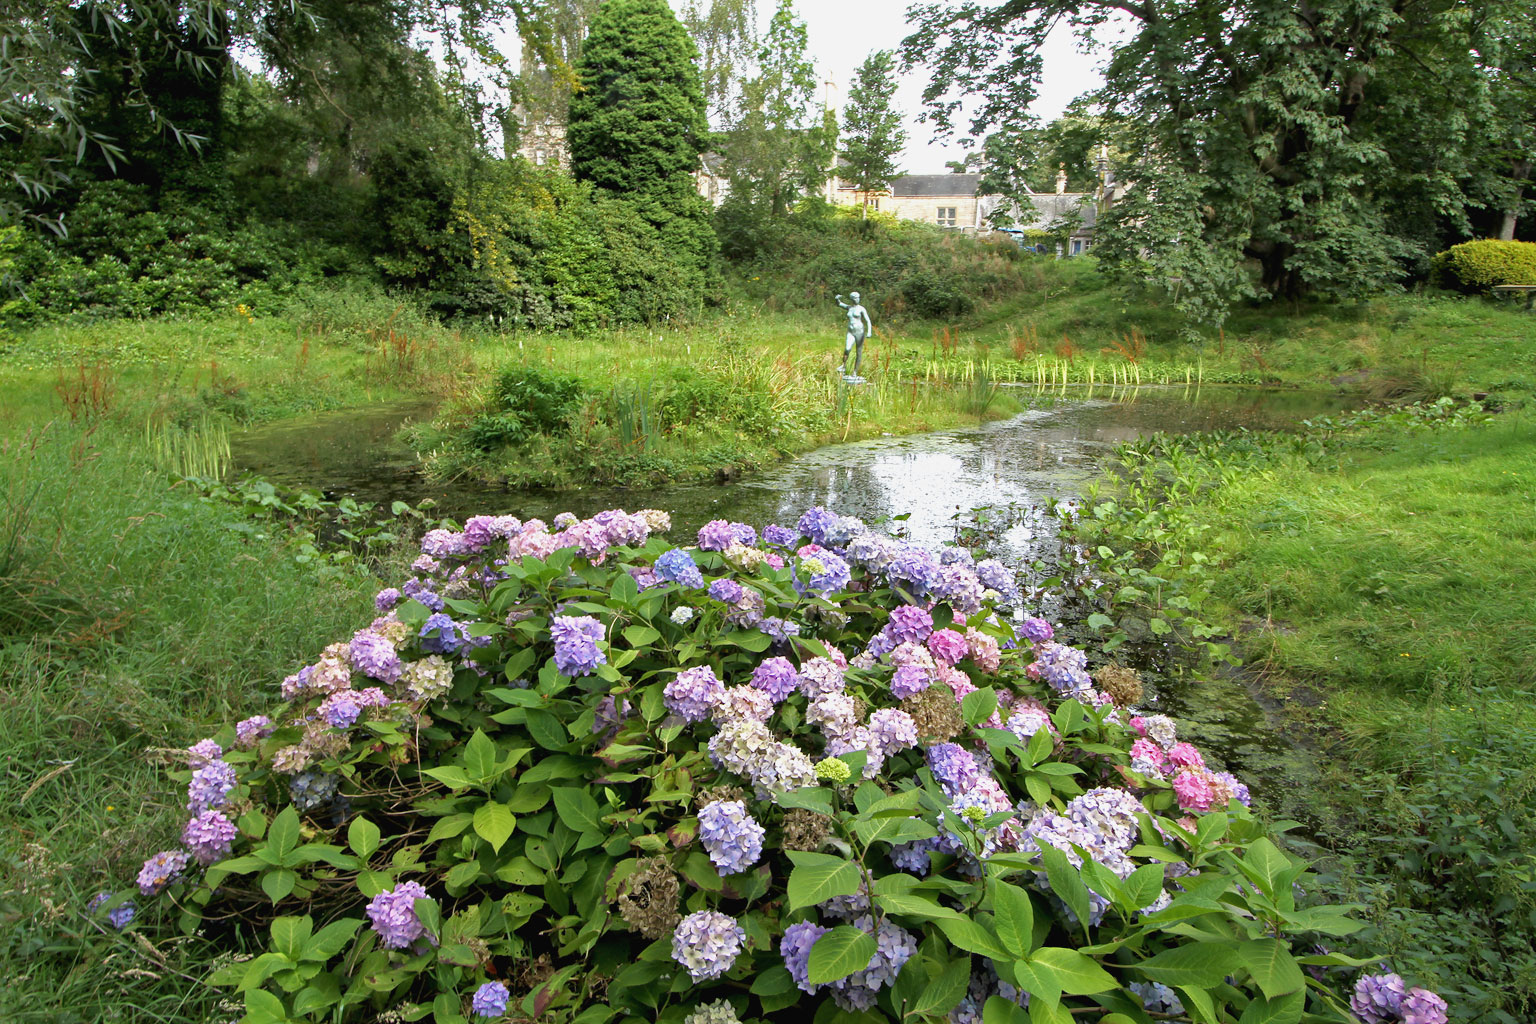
[763,3,1112,173]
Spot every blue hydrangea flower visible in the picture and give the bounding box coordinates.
[551,615,606,677]
[664,666,724,722]
[708,577,744,604]
[794,550,851,595]
[763,524,797,547]
[419,613,468,655]
[471,981,510,1018]
[671,910,745,981]
[751,656,799,702]
[655,548,705,588]
[796,507,837,545]
[697,800,765,876]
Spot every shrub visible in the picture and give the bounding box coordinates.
[111,506,1402,1024]
[1429,239,1536,293]
[466,365,586,449]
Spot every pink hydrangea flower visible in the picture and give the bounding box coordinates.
[925,628,968,666]
[965,628,1001,672]
[1172,769,1218,812]
[1167,742,1205,769]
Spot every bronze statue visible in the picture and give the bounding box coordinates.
[835,292,873,379]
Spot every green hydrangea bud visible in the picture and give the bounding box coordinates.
[961,804,987,824]
[814,756,851,783]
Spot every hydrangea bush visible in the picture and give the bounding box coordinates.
[121,507,1440,1024]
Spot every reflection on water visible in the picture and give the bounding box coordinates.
[232,384,1362,812]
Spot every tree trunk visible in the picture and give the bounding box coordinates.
[1500,162,1530,241]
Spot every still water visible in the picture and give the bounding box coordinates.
[233,385,1360,820]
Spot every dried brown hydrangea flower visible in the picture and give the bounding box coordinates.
[780,809,833,852]
[696,785,745,807]
[1095,664,1144,706]
[902,684,963,743]
[615,857,680,940]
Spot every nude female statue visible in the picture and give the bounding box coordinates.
[835,292,873,378]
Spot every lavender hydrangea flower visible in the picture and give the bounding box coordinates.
[1067,788,1147,852]
[402,577,444,612]
[926,743,982,795]
[1020,617,1054,642]
[751,656,799,702]
[418,613,469,656]
[1032,641,1093,695]
[886,545,944,596]
[725,586,766,628]
[671,910,746,981]
[290,770,341,812]
[366,880,435,949]
[1402,987,1449,1024]
[708,578,744,604]
[88,892,136,929]
[319,689,366,729]
[794,550,851,595]
[551,615,606,677]
[781,920,828,992]
[420,528,466,559]
[350,630,403,684]
[186,738,223,765]
[932,566,986,615]
[664,666,724,722]
[235,715,273,748]
[655,548,705,588]
[796,507,837,545]
[187,759,238,814]
[698,800,766,875]
[797,657,845,699]
[471,981,510,1018]
[822,515,866,547]
[1128,981,1184,1015]
[683,1000,742,1024]
[758,616,800,644]
[868,708,918,759]
[374,587,401,611]
[891,663,931,699]
[1351,973,1407,1024]
[698,519,755,551]
[886,605,934,645]
[846,532,895,570]
[137,849,190,895]
[763,524,797,547]
[182,811,238,865]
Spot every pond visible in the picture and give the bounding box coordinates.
[233,385,1361,822]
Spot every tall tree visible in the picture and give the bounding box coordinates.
[567,0,715,286]
[903,0,1536,323]
[723,0,834,216]
[680,0,759,129]
[839,49,906,211]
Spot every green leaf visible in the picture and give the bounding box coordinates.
[422,765,474,791]
[550,787,603,836]
[962,687,999,726]
[912,956,973,1017]
[267,806,300,859]
[933,916,1009,960]
[1241,838,1291,899]
[1027,947,1117,994]
[751,965,796,996]
[992,881,1036,958]
[301,917,362,961]
[1120,863,1166,913]
[1136,941,1242,989]
[786,851,862,910]
[445,860,483,891]
[261,868,297,903]
[473,801,517,853]
[270,916,312,960]
[776,786,836,815]
[1237,938,1305,999]
[347,817,381,860]
[610,571,639,607]
[524,708,570,751]
[464,729,497,782]
[982,994,1030,1024]
[1037,844,1092,936]
[1086,612,1114,630]
[875,892,965,922]
[427,813,474,844]
[622,624,660,647]
[806,925,877,985]
[1239,990,1305,1024]
[243,988,291,1024]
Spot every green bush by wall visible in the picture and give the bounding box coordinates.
[1430,239,1536,293]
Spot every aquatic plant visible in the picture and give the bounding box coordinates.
[115,504,1427,1022]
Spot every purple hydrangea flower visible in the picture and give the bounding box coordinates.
[402,577,444,612]
[88,892,136,929]
[891,663,931,699]
[796,507,837,545]
[319,690,366,729]
[698,800,766,876]
[698,520,756,551]
[794,550,851,595]
[419,613,470,656]
[420,528,467,559]
[708,578,744,604]
[235,715,273,748]
[1032,641,1092,695]
[758,617,800,643]
[350,630,403,684]
[885,545,944,595]
[926,743,982,795]
[886,605,934,645]
[1402,987,1449,1024]
[655,548,705,588]
[664,666,724,722]
[846,532,895,570]
[797,657,845,699]
[671,910,746,981]
[186,738,223,765]
[187,759,238,814]
[1020,617,1054,642]
[781,920,828,992]
[1066,787,1147,852]
[1352,973,1407,1024]
[551,615,606,677]
[137,849,190,895]
[821,515,866,547]
[869,708,919,759]
[366,880,435,949]
[182,811,238,865]
[374,588,401,612]
[763,524,797,547]
[471,981,510,1018]
[750,657,799,702]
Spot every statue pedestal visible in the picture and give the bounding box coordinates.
[841,374,868,385]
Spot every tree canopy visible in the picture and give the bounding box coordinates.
[839,50,907,204]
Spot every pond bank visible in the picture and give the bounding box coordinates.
[1063,400,1536,1023]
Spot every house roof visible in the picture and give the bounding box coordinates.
[1016,193,1099,232]
[888,173,981,198]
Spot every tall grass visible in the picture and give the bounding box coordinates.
[0,425,387,1022]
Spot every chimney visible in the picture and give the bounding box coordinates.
[1055,164,1067,195]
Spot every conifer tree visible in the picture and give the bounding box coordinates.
[567,0,716,288]
[839,50,906,213]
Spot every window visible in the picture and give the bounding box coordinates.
[936,206,957,227]
[1071,239,1083,255]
